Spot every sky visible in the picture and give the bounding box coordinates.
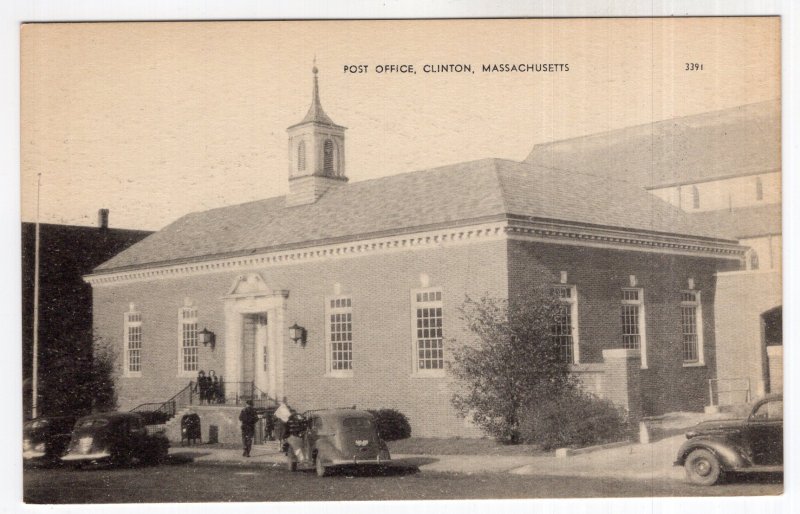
[20,18,780,231]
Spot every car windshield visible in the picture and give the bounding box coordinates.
[76,418,109,429]
[751,400,783,421]
[342,417,373,430]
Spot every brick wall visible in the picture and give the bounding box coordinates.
[93,239,507,437]
[507,239,739,415]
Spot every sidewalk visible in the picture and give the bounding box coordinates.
[167,435,687,481]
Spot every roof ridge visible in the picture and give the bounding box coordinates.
[507,158,645,187]
[526,99,779,154]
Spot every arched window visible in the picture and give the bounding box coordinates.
[297,141,306,171]
[691,185,700,209]
[323,139,335,175]
[756,177,763,201]
[750,251,760,270]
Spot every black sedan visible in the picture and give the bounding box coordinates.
[61,412,169,467]
[23,415,78,464]
[674,394,782,485]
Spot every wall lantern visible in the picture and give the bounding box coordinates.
[198,327,216,350]
[288,323,306,345]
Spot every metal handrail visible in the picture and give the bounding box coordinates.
[130,381,194,422]
[130,381,280,423]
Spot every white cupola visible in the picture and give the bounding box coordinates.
[285,63,347,206]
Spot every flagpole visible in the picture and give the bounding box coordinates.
[32,173,41,419]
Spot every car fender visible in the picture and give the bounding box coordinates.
[313,438,340,465]
[675,437,749,470]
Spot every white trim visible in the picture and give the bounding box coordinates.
[410,287,445,377]
[680,290,705,366]
[223,286,288,401]
[552,284,580,364]
[621,287,647,369]
[325,295,354,378]
[84,220,743,287]
[122,308,142,378]
[178,305,199,378]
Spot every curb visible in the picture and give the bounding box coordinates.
[554,439,633,458]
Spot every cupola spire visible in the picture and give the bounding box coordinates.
[298,61,337,126]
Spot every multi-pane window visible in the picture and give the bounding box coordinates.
[327,297,353,374]
[551,286,578,363]
[180,307,198,373]
[621,289,644,350]
[414,289,444,372]
[681,291,703,364]
[124,310,142,375]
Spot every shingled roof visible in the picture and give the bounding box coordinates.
[95,158,736,273]
[690,203,782,240]
[525,100,780,188]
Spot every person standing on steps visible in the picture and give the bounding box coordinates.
[239,400,258,457]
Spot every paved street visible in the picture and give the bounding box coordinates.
[24,459,782,503]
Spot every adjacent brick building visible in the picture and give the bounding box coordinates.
[22,211,151,418]
[86,68,747,436]
[527,100,782,405]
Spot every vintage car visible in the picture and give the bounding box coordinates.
[23,415,78,464]
[61,412,169,467]
[674,394,783,485]
[285,409,391,476]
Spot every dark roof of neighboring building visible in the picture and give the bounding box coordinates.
[690,203,782,239]
[95,158,735,273]
[524,100,780,188]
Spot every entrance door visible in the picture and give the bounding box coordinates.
[242,313,270,398]
[241,315,258,385]
[255,316,269,396]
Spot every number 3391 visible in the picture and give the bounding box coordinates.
[685,63,704,71]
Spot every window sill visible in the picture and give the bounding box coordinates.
[123,372,142,378]
[412,371,446,378]
[178,371,198,378]
[326,372,354,378]
[682,362,706,368]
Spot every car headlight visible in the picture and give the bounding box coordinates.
[78,436,93,453]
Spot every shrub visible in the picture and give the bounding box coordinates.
[368,409,411,441]
[518,388,631,450]
[449,291,572,443]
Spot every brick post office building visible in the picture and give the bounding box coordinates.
[86,69,745,438]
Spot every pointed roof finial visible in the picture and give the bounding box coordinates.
[297,59,337,126]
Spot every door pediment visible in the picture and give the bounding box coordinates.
[224,273,288,299]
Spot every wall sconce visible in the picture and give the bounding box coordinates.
[198,327,216,350]
[288,323,306,345]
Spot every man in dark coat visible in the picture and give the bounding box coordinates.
[239,400,258,457]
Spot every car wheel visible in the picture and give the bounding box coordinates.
[111,448,132,467]
[684,449,722,486]
[286,454,297,472]
[315,456,327,477]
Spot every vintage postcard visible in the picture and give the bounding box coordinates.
[20,17,782,505]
